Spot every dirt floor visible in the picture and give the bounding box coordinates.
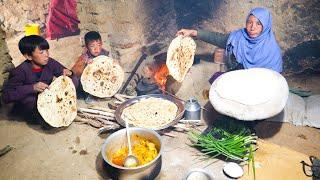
[0,106,319,180]
[0,67,319,179]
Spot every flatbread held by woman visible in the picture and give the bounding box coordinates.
[80,55,124,98]
[37,76,77,127]
[166,36,196,82]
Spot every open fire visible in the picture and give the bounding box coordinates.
[136,58,170,95]
[134,53,180,95]
[153,63,169,91]
[135,61,167,95]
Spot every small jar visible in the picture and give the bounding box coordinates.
[184,97,201,120]
[213,48,227,72]
[213,48,225,64]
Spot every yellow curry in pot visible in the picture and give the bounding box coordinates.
[109,135,158,167]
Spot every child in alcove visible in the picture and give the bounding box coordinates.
[71,31,109,103]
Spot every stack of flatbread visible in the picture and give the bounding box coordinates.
[121,97,178,129]
[81,55,124,98]
[37,76,77,127]
[166,36,196,82]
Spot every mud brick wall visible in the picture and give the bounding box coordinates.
[0,0,319,73]
[76,0,177,69]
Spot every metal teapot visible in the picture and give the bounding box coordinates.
[184,97,201,120]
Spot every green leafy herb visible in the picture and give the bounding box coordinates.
[188,119,257,162]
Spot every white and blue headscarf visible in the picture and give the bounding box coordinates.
[226,7,282,72]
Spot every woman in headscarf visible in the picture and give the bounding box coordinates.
[177,7,283,73]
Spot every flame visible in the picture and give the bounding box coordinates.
[153,64,169,91]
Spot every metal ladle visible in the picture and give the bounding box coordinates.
[123,119,139,167]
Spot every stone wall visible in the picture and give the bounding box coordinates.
[0,0,50,66]
[0,29,14,106]
[179,0,320,75]
[0,0,49,37]
[0,0,319,73]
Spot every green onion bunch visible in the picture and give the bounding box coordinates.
[188,119,257,162]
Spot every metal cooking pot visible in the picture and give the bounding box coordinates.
[101,127,163,180]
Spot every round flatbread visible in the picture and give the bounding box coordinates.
[209,68,289,121]
[37,76,77,127]
[121,97,178,129]
[166,36,196,82]
[81,55,124,98]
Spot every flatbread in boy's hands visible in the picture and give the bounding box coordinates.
[166,36,196,82]
[37,76,77,127]
[80,55,124,98]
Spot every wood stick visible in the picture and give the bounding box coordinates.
[75,121,87,125]
[114,100,123,105]
[178,122,202,127]
[78,111,115,120]
[77,112,96,120]
[0,145,13,157]
[173,124,190,131]
[162,90,207,111]
[74,116,103,128]
[172,129,187,133]
[77,111,117,124]
[161,89,186,103]
[87,106,115,113]
[161,132,177,138]
[74,116,88,123]
[98,124,121,134]
[95,117,118,125]
[114,94,126,102]
[108,102,118,110]
[179,119,201,123]
[115,93,136,99]
[78,107,115,117]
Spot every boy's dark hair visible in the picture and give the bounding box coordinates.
[18,35,49,56]
[84,31,101,45]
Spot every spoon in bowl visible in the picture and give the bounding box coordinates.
[123,119,139,168]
